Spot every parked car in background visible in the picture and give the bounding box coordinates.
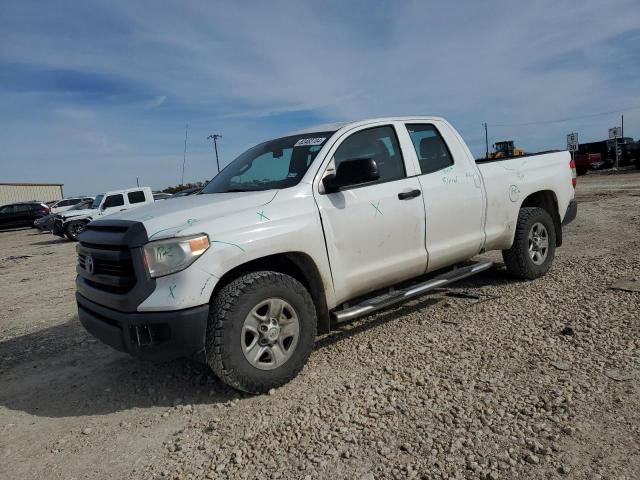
[153,192,173,201]
[171,187,201,197]
[35,199,93,231]
[0,202,50,229]
[49,197,94,214]
[573,152,603,175]
[53,187,154,241]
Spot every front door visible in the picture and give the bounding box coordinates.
[314,125,427,304]
[0,205,18,228]
[99,193,126,217]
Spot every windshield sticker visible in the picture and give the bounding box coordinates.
[287,172,298,178]
[295,137,326,147]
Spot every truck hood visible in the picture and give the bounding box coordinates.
[59,208,98,220]
[111,191,278,240]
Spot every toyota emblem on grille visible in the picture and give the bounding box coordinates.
[85,255,95,275]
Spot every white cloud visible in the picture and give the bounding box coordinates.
[1,0,639,193]
[144,95,167,109]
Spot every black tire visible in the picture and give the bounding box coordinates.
[206,271,317,393]
[65,220,86,241]
[502,207,556,280]
[576,166,588,176]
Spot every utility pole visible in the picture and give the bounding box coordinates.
[181,124,189,186]
[136,177,139,187]
[484,123,489,159]
[207,133,222,173]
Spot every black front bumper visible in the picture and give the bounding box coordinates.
[562,199,577,226]
[77,293,209,361]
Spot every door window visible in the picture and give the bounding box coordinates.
[103,194,124,208]
[127,191,146,204]
[406,124,454,174]
[333,126,406,185]
[0,205,15,215]
[15,204,32,213]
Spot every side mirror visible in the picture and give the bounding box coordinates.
[323,158,379,193]
[100,203,107,210]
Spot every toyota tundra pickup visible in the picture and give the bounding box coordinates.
[75,117,577,393]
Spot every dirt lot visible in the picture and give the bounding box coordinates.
[1,171,639,480]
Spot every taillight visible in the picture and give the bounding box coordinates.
[569,158,577,188]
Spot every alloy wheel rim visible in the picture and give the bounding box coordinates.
[528,222,549,265]
[71,223,84,238]
[241,298,300,371]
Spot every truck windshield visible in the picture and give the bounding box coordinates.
[91,195,104,209]
[201,132,334,193]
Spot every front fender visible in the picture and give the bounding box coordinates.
[137,187,335,312]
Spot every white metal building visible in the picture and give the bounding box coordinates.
[0,183,64,205]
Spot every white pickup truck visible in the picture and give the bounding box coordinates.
[75,117,577,393]
[53,187,154,240]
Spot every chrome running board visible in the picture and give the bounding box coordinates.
[332,260,493,324]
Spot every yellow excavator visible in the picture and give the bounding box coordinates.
[487,140,525,159]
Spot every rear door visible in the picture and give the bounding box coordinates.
[126,190,147,208]
[402,122,484,271]
[314,124,427,303]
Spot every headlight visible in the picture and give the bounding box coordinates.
[143,234,210,278]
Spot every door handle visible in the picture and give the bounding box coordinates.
[398,189,421,200]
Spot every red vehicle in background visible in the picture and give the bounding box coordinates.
[573,152,603,176]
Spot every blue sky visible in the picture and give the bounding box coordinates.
[1,0,639,196]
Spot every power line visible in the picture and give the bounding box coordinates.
[491,105,640,127]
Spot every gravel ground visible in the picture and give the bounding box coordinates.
[1,170,639,480]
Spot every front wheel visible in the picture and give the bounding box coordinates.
[65,220,86,241]
[206,271,317,393]
[502,207,556,280]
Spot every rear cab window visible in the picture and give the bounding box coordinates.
[127,191,146,204]
[406,124,454,174]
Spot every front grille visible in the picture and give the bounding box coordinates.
[77,237,137,295]
[78,254,134,277]
[76,219,153,311]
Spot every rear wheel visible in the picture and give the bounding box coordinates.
[502,207,556,280]
[65,220,86,241]
[206,271,317,393]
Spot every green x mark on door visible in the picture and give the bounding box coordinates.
[370,201,383,216]
[257,211,270,221]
